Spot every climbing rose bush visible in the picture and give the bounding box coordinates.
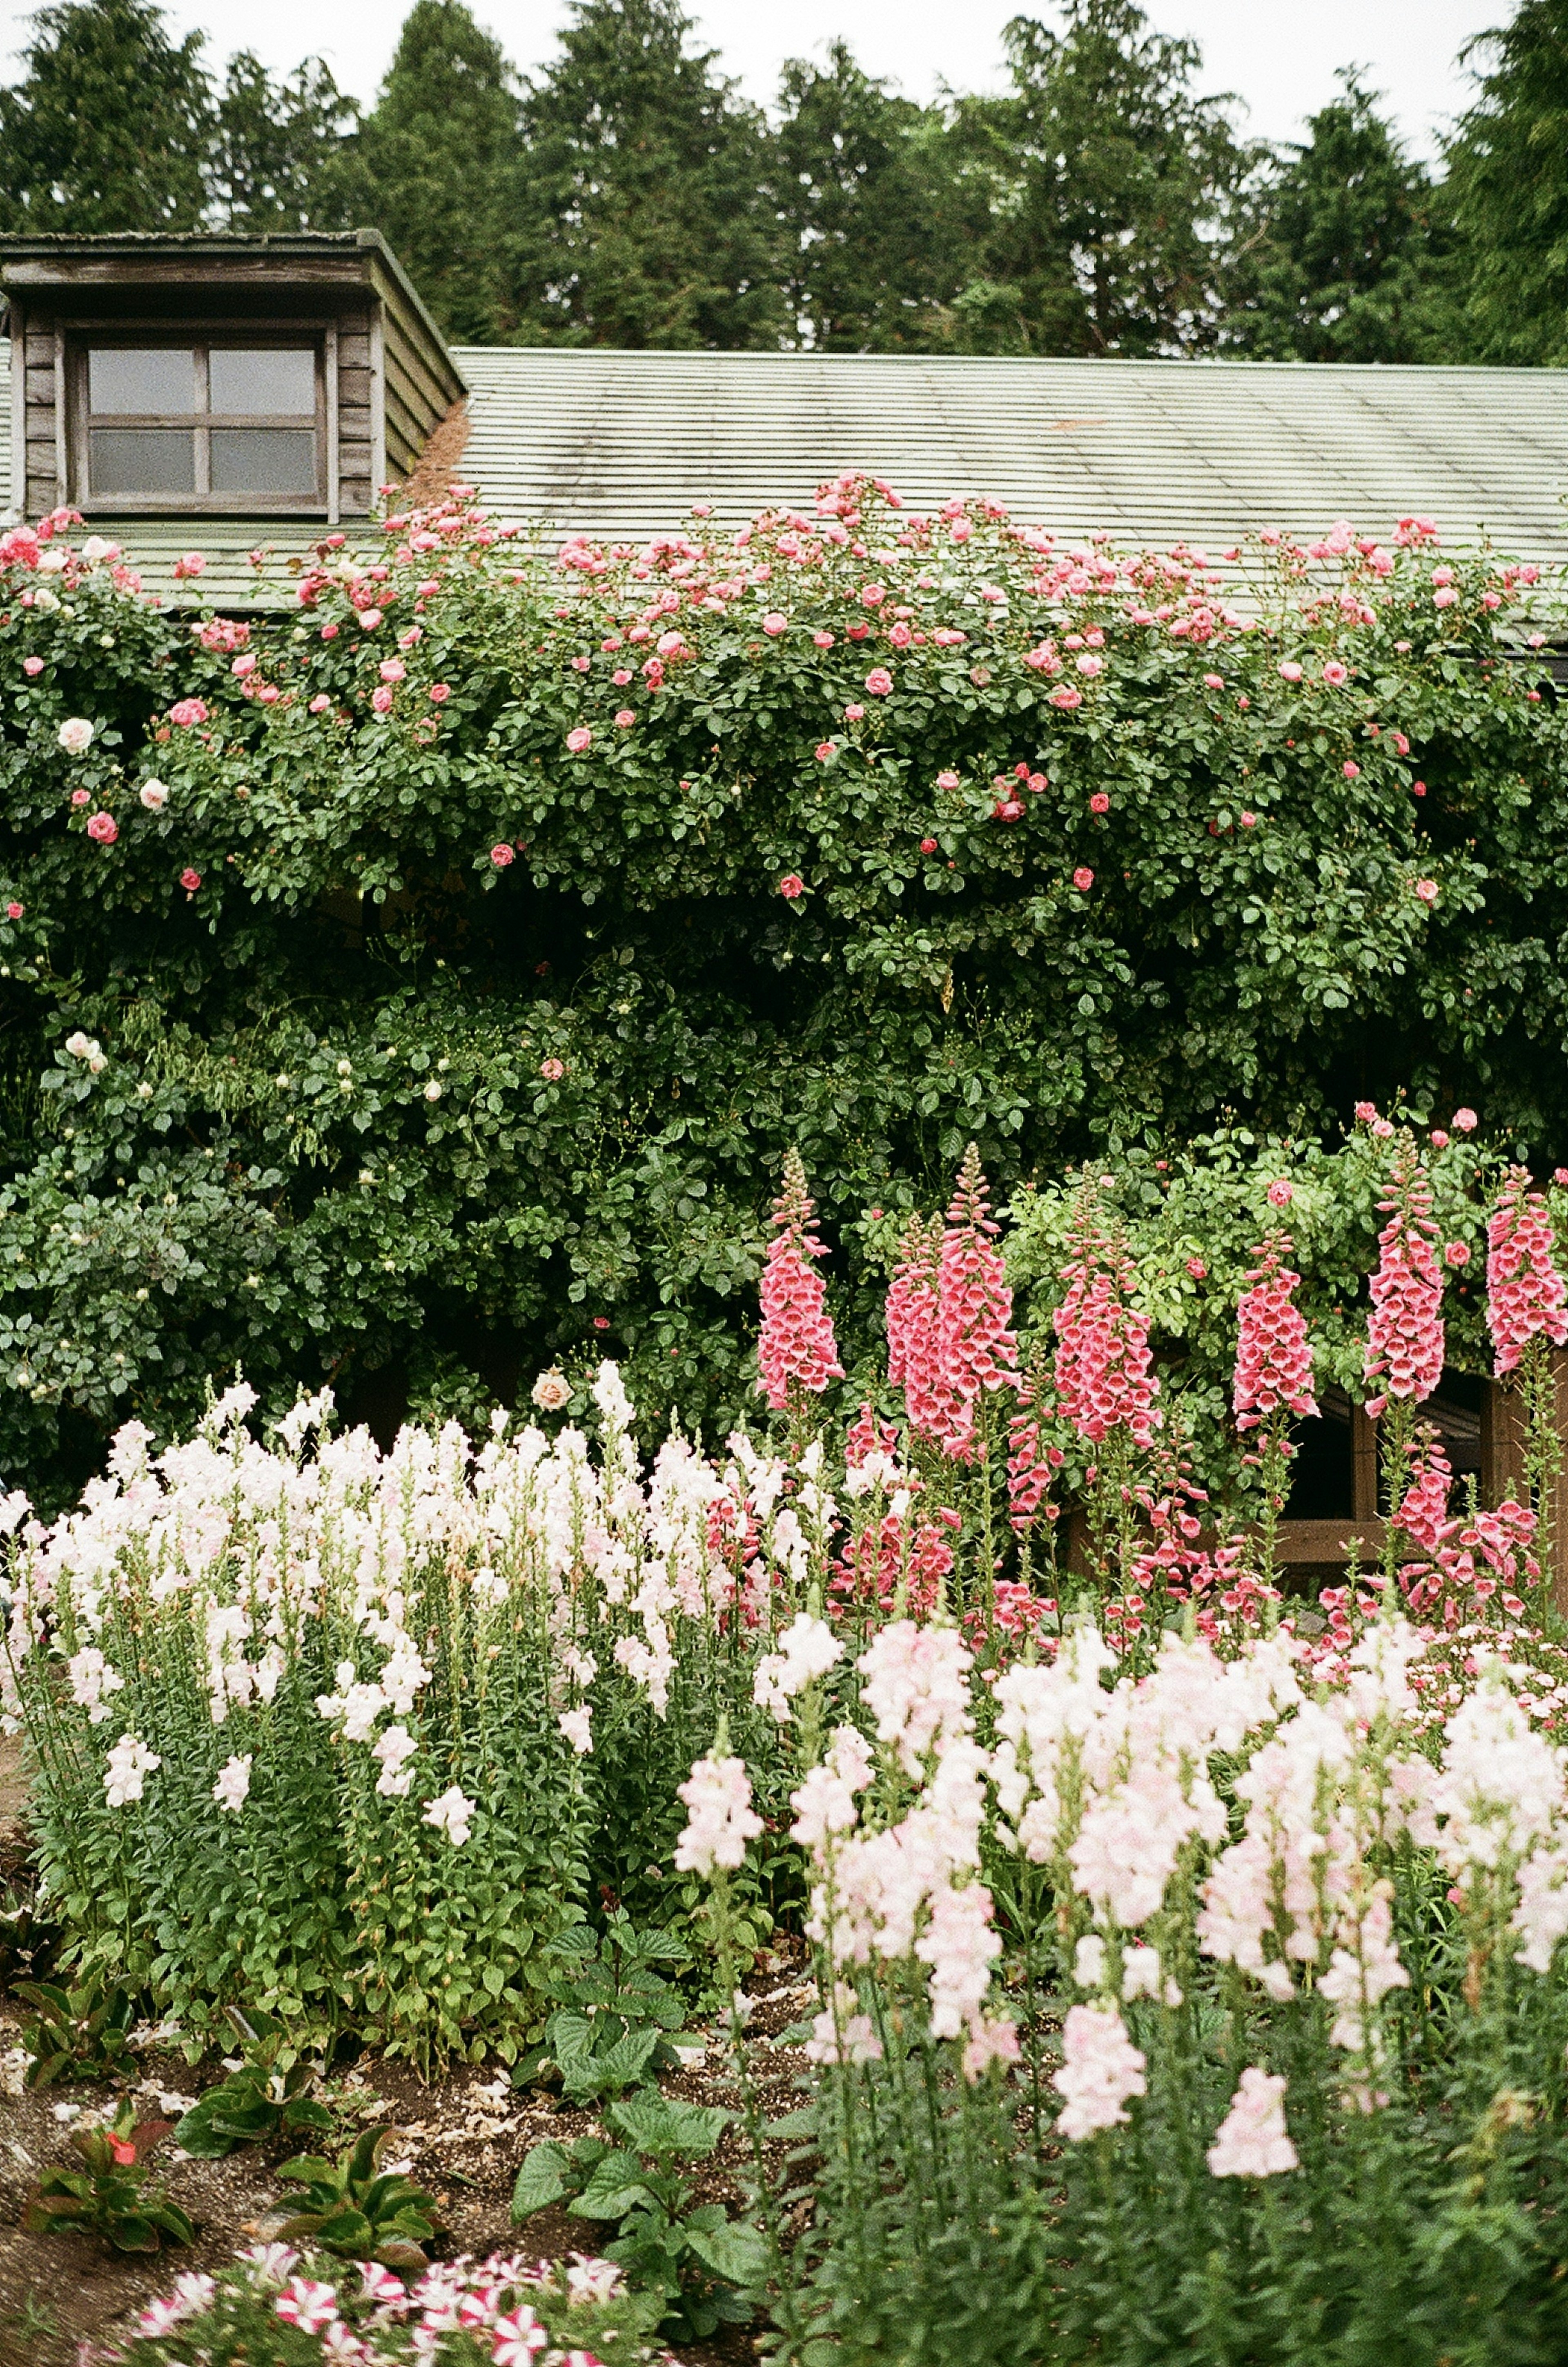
[0,484,1564,1507]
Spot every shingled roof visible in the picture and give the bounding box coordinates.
[5,341,1568,603]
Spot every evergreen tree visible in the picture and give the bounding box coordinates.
[212,53,360,234]
[1226,72,1456,363]
[947,1,1254,355]
[349,0,526,341]
[517,0,785,349]
[775,42,970,350]
[0,0,212,234]
[1445,0,1568,365]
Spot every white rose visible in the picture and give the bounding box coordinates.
[57,718,94,755]
[138,780,168,810]
[38,548,68,576]
[423,1080,442,1101]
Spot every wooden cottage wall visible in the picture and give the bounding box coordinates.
[372,264,466,486]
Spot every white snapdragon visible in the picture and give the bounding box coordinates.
[674,1751,762,1875]
[67,1645,123,1724]
[104,1733,159,1806]
[753,1613,841,1722]
[373,1724,416,1796]
[212,1754,253,1812]
[423,1785,476,1847]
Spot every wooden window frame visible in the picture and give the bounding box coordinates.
[66,321,329,515]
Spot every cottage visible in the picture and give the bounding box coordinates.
[4,230,1568,606]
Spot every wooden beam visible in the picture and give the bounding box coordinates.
[1350,1401,1379,1522]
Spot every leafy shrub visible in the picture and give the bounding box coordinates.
[0,487,1561,1507]
[272,2127,442,2272]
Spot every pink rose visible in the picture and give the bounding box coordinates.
[1051,686,1083,710]
[1452,1107,1478,1132]
[1414,877,1438,905]
[320,622,339,641]
[1072,866,1094,892]
[70,787,90,807]
[844,703,865,722]
[1354,1101,1378,1122]
[1089,792,1110,814]
[180,867,200,892]
[1429,1128,1450,1148]
[1278,661,1303,682]
[1266,1179,1293,1208]
[1433,587,1458,608]
[779,873,805,899]
[1343,761,1361,779]
[1203,673,1223,689]
[309,693,331,714]
[172,551,206,581]
[920,836,938,854]
[540,1057,566,1080]
[762,612,787,635]
[86,811,118,844]
[1323,661,1348,685]
[813,630,835,649]
[357,607,383,630]
[5,901,22,919]
[566,727,592,752]
[936,769,960,789]
[614,708,636,727]
[22,656,42,677]
[1187,1257,1207,1279]
[1372,1118,1395,1139]
[993,798,1024,821]
[1240,811,1256,827]
[379,658,405,684]
[428,682,451,704]
[169,699,208,728]
[232,653,257,678]
[371,684,394,714]
[1075,653,1102,677]
[864,668,893,696]
[612,668,633,685]
[814,741,836,760]
[491,844,514,867]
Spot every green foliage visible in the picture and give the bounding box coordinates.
[514,1917,696,2101]
[23,2098,194,2254]
[16,1972,137,2088]
[944,1,1256,354]
[210,51,360,236]
[1443,0,1568,367]
[273,2125,442,2271]
[0,489,1560,1507]
[512,2089,766,2341]
[347,1,527,345]
[0,0,212,234]
[174,2006,334,2157]
[515,0,785,349]
[1229,71,1459,365]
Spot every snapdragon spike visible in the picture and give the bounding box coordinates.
[1363,1137,1445,1415]
[757,1148,844,1411]
[1486,1166,1568,1375]
[1052,1187,1159,1446]
[929,1144,1019,1459]
[1233,1230,1317,1430]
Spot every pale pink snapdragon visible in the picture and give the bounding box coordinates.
[790,1724,874,1852]
[675,1750,763,1874]
[753,1611,842,1721]
[422,1783,476,1847]
[1051,2002,1147,2140]
[1206,2067,1298,2178]
[858,1620,973,1775]
[1317,1886,1409,2055]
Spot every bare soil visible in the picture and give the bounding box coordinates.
[0,1773,816,2367]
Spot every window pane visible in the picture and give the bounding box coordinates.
[89,349,196,415]
[89,428,196,494]
[211,427,317,495]
[209,348,315,417]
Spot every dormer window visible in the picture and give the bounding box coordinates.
[74,336,323,509]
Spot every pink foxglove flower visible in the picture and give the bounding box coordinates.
[886,1213,944,1440]
[1363,1137,1445,1415]
[1486,1166,1568,1374]
[1051,2002,1147,2140]
[757,1148,844,1411]
[1233,1232,1317,1430]
[1206,2067,1298,2178]
[928,1144,1018,1459]
[1052,1190,1159,1446]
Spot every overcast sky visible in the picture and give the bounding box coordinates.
[0,0,1507,158]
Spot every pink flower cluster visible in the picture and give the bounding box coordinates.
[1486,1166,1568,1375]
[885,1149,1018,1460]
[1363,1138,1445,1416]
[1232,1232,1317,1431]
[1052,1192,1160,1446]
[757,1148,844,1411]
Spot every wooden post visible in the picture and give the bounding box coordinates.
[1483,1355,1568,1617]
[1350,1402,1380,1523]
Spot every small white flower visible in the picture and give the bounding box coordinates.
[422,1784,476,1847]
[212,1753,252,1812]
[423,1080,442,1101]
[57,716,94,755]
[558,1706,593,1755]
[531,1369,571,1412]
[104,1732,160,1807]
[138,780,168,810]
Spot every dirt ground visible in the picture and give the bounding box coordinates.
[0,1763,815,2367]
